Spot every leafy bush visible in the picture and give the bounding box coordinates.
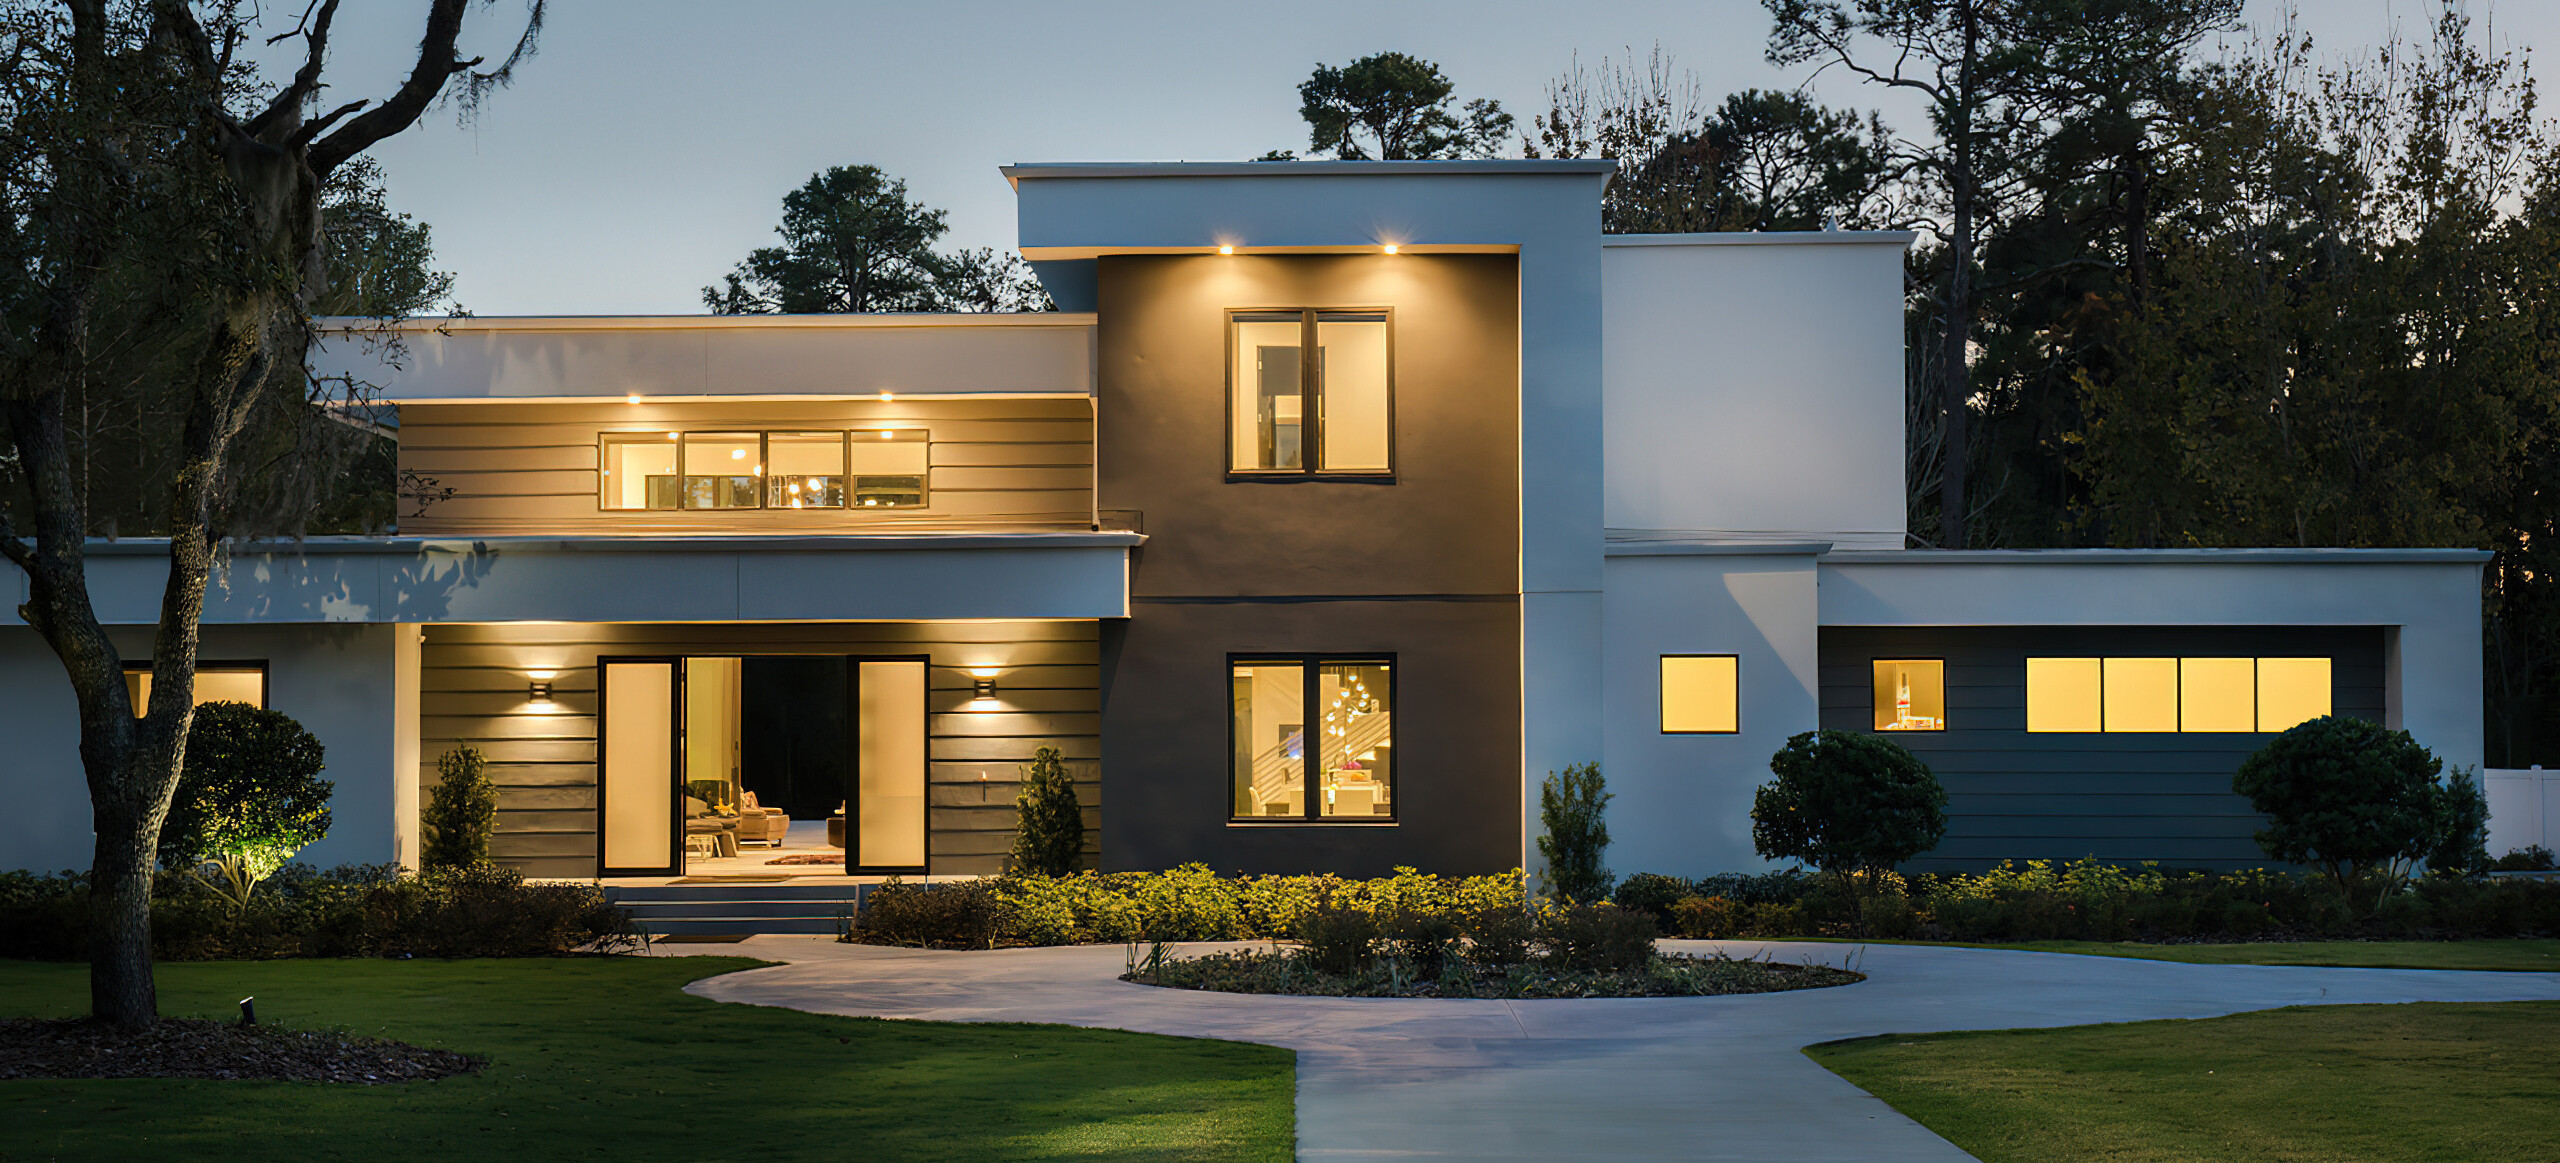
[1008,745,1084,877]
[2495,845,2558,872]
[0,863,630,960]
[1294,897,1380,975]
[1692,868,1820,905]
[2234,717,2450,905]
[1378,905,1464,977]
[1461,902,1538,965]
[1666,895,1732,938]
[1540,902,1657,973]
[1752,730,1946,887]
[1536,761,1613,903]
[857,878,1002,949]
[159,702,333,910]
[420,745,497,870]
[2426,766,2492,877]
[1612,872,1690,924]
[975,864,1522,947]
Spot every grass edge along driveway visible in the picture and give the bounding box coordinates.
[1788,937,2560,972]
[1811,1000,2560,1163]
[0,956,1293,1163]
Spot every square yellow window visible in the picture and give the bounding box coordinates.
[2102,657,2180,733]
[2180,658,2257,733]
[1873,659,1945,731]
[1660,655,1739,733]
[2026,657,2102,733]
[2256,657,2332,731]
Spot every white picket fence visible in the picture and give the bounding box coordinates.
[2486,767,2560,857]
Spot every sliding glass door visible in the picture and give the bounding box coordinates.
[597,654,926,877]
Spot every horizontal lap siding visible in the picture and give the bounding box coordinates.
[421,621,1101,879]
[398,399,1093,535]
[1819,626,2386,873]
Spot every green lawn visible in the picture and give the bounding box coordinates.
[0,957,1292,1162]
[1782,937,2560,972]
[1810,1001,2560,1163]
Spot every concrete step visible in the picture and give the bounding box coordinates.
[638,917,844,937]
[620,899,855,920]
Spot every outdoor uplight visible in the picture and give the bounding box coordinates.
[969,667,1000,700]
[527,669,557,701]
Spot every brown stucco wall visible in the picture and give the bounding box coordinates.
[1093,254,1523,875]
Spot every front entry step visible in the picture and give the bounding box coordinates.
[608,882,871,937]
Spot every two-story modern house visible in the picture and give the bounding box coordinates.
[0,160,2488,883]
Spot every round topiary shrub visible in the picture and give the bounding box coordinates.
[2232,716,2451,904]
[158,702,333,910]
[1751,729,1946,883]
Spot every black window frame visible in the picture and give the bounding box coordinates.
[1657,653,1741,735]
[1226,653,1399,825]
[1223,307,1397,482]
[1870,656,1949,733]
[597,428,929,512]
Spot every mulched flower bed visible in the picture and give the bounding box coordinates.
[0,1018,485,1084]
[1126,949,1865,999]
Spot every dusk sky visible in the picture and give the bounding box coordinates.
[276,0,2559,316]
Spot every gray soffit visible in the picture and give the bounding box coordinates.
[1822,548,2492,565]
[1604,540,1835,557]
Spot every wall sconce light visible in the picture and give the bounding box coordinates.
[969,667,1000,700]
[527,670,557,701]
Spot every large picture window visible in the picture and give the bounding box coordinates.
[2027,656,2333,733]
[1231,657,1394,822]
[1229,310,1392,476]
[602,429,927,511]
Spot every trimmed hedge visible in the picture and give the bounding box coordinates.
[0,863,635,960]
[849,864,1525,950]
[1608,859,2560,943]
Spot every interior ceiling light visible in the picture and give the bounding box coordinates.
[625,394,641,405]
[878,391,895,401]
[1218,244,1235,255]
[1382,244,1399,255]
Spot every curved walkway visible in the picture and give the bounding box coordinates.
[672,938,2560,1161]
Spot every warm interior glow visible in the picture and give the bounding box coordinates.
[2256,657,2333,731]
[1232,315,1305,470]
[2180,657,2256,732]
[1659,656,1739,733]
[2102,657,2180,732]
[600,433,679,509]
[127,666,265,716]
[1871,659,1946,731]
[1316,313,1390,471]
[2025,657,2102,732]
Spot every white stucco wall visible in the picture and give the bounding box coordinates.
[1601,548,1824,877]
[0,623,408,874]
[1601,235,1911,550]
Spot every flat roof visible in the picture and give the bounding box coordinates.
[1000,159,1621,188]
[1822,548,2492,565]
[313,313,1094,333]
[1603,231,1917,248]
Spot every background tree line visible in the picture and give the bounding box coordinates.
[1286,3,2560,767]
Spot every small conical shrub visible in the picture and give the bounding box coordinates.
[1008,745,1084,877]
[421,744,498,870]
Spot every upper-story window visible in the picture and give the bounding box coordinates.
[599,429,928,511]
[1229,309,1392,476]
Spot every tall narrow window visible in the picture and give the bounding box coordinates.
[1660,655,1739,733]
[1872,659,1945,731]
[1232,657,1394,822]
[1230,310,1392,475]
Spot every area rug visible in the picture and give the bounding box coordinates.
[765,854,845,866]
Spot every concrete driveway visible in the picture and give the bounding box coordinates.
[671,938,2560,1162]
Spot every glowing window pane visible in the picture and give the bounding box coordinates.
[1660,656,1739,733]
[764,431,845,508]
[2256,657,2333,732]
[680,433,761,509]
[2026,657,2102,733]
[2179,658,2257,733]
[1315,662,1392,819]
[2102,658,2180,732]
[846,429,928,508]
[1232,316,1304,470]
[127,665,265,717]
[600,434,679,510]
[1231,664,1305,818]
[1316,313,1389,471]
[1872,659,1945,731]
